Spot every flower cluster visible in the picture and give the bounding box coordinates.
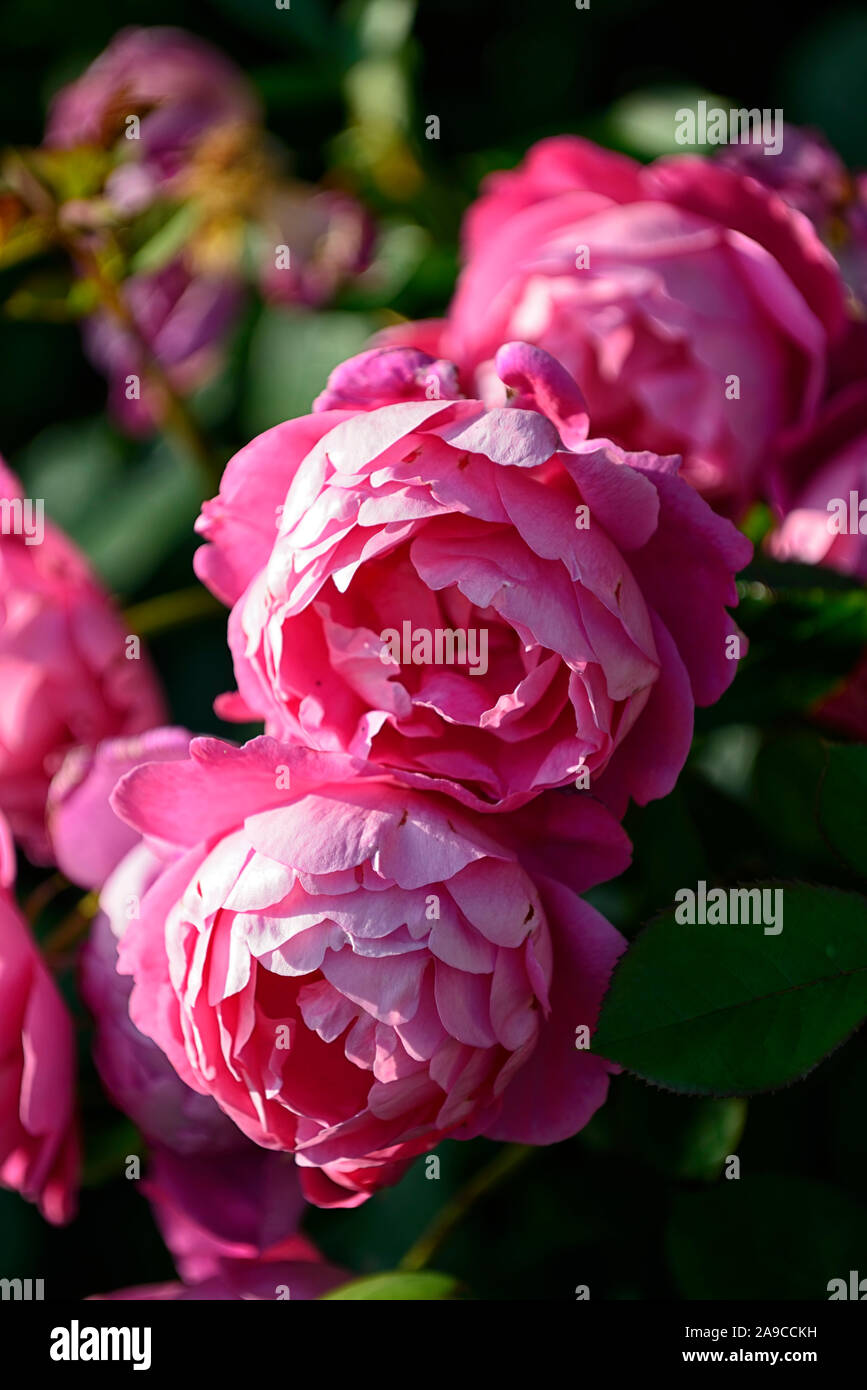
[2,29,866,1299]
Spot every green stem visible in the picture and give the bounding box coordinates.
[22,872,68,926]
[124,585,223,638]
[42,891,99,958]
[74,239,226,494]
[399,1144,534,1272]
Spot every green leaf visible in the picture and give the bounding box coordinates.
[5,269,98,321]
[0,198,52,269]
[582,1077,747,1181]
[321,1271,460,1300]
[16,146,113,202]
[667,1175,867,1299]
[592,884,867,1094]
[818,744,867,877]
[604,85,729,159]
[673,1097,748,1179]
[80,440,203,596]
[244,307,378,435]
[15,418,125,541]
[16,424,203,597]
[750,731,838,869]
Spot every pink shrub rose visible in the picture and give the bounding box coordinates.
[48,726,192,890]
[0,812,79,1222]
[0,461,165,860]
[81,885,243,1156]
[60,729,270,1154]
[195,343,751,814]
[143,1144,318,1282]
[67,731,323,1289]
[91,1143,346,1300]
[112,735,631,1207]
[55,730,242,1150]
[405,137,846,512]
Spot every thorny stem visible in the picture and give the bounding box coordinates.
[124,584,223,638]
[5,150,225,494]
[399,1143,534,1272]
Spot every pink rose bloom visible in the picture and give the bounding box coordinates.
[91,1145,346,1301]
[768,383,867,580]
[0,461,165,860]
[68,730,322,1289]
[405,136,846,512]
[195,343,751,814]
[0,812,79,1223]
[48,726,192,890]
[83,845,250,1156]
[112,735,631,1207]
[84,934,327,1297]
[45,26,259,200]
[64,728,250,1150]
[144,1144,318,1283]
